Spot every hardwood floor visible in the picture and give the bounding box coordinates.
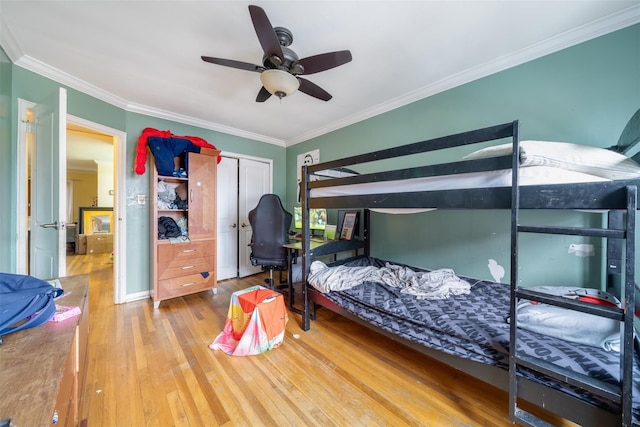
[69,253,576,426]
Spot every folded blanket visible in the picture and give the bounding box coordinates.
[515,286,621,352]
[308,261,470,300]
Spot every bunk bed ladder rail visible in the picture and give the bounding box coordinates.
[509,184,637,427]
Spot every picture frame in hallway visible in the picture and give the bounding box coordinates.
[78,207,113,235]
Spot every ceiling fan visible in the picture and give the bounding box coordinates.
[201,5,352,102]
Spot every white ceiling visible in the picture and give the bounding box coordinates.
[2,1,639,147]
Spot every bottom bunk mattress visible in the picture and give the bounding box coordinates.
[307,256,639,418]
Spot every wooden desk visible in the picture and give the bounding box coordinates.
[0,275,89,427]
[283,238,366,262]
[282,239,326,252]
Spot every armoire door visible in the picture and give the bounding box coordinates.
[217,156,271,280]
[186,152,217,240]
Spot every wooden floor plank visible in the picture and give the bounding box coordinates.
[73,253,576,426]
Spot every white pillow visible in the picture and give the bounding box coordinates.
[463,140,640,180]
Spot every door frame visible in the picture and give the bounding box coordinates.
[16,98,35,275]
[16,98,128,304]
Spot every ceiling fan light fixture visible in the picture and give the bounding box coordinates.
[260,69,300,99]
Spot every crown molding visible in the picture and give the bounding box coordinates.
[126,103,286,147]
[15,55,130,109]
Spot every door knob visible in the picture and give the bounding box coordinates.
[241,223,248,228]
[231,223,237,228]
[40,221,59,230]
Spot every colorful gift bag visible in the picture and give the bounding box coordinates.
[210,285,288,356]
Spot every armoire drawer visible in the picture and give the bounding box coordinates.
[157,256,215,280]
[156,272,216,300]
[157,240,215,263]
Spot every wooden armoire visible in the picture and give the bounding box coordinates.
[149,148,220,308]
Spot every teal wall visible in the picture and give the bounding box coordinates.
[0,47,13,272]
[3,65,285,296]
[287,24,640,285]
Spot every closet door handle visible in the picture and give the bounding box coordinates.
[190,189,193,203]
[241,223,248,228]
[231,223,237,228]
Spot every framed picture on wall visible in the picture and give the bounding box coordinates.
[78,207,113,235]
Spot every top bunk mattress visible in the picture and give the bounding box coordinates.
[310,140,640,199]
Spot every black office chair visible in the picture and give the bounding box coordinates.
[248,194,292,289]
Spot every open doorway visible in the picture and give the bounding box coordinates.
[65,123,115,266]
[16,98,127,303]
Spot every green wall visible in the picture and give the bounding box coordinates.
[287,24,640,285]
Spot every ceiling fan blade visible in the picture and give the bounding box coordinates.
[248,5,284,66]
[296,50,352,75]
[256,86,272,102]
[201,56,264,73]
[298,78,332,101]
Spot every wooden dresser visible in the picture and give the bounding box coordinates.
[0,275,89,427]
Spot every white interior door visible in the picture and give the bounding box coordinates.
[238,158,271,277]
[216,156,239,280]
[31,88,67,279]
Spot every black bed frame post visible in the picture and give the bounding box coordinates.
[301,165,311,331]
[364,209,370,257]
[508,120,520,423]
[607,211,624,295]
[622,185,636,426]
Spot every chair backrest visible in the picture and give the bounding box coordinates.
[248,194,292,269]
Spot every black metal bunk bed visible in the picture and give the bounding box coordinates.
[298,118,640,426]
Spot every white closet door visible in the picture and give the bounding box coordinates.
[238,158,271,277]
[216,156,239,280]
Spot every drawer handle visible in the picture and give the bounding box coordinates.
[181,282,197,287]
[181,249,196,253]
[180,265,195,270]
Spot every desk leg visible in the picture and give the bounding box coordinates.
[288,249,296,308]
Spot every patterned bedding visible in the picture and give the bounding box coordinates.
[310,257,640,416]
